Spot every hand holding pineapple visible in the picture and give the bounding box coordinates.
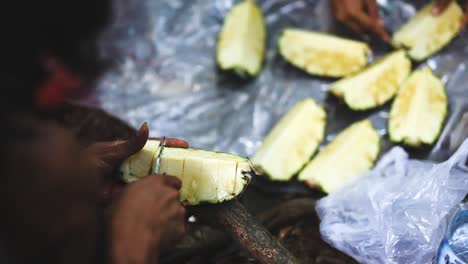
[110,175,187,263]
[88,122,188,205]
[86,122,189,262]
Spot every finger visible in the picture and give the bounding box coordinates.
[349,10,389,41]
[375,22,390,42]
[99,122,149,164]
[349,10,374,30]
[164,199,185,217]
[331,0,346,23]
[364,0,379,20]
[364,0,390,41]
[345,19,364,34]
[128,122,150,153]
[149,137,189,148]
[142,173,182,190]
[331,0,340,16]
[153,174,182,190]
[164,175,182,190]
[172,206,187,232]
[166,207,187,242]
[432,0,453,15]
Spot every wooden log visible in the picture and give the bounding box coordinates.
[194,200,301,264]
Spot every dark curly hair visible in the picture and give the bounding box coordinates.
[0,0,112,110]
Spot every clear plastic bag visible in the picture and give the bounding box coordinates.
[316,139,468,264]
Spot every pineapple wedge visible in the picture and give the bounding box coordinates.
[388,68,448,147]
[251,99,326,181]
[298,120,380,193]
[278,29,370,77]
[392,1,463,61]
[120,141,254,205]
[330,50,411,110]
[217,0,266,77]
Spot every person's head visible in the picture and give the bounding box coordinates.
[0,1,114,263]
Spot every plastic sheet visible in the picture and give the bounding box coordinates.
[316,139,468,264]
[97,0,468,160]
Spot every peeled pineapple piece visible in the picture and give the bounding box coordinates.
[278,29,370,77]
[120,141,253,205]
[392,1,463,61]
[217,0,266,77]
[119,140,161,183]
[251,99,326,181]
[330,50,411,110]
[298,120,380,193]
[388,68,448,147]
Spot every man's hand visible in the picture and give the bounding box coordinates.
[332,0,389,41]
[84,124,188,263]
[110,175,187,264]
[84,122,189,205]
[433,0,468,26]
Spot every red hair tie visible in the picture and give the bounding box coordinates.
[35,57,82,108]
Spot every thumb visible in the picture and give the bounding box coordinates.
[99,122,150,165]
[127,122,150,156]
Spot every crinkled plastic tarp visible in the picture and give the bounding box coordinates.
[316,139,468,264]
[97,0,468,161]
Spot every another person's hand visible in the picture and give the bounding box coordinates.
[432,0,468,26]
[110,175,187,264]
[84,122,188,205]
[332,0,389,41]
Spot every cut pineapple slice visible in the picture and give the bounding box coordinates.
[251,99,326,181]
[217,0,266,77]
[392,1,463,61]
[330,50,411,110]
[278,29,370,77]
[120,142,253,205]
[298,120,380,193]
[388,68,447,146]
[158,149,252,204]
